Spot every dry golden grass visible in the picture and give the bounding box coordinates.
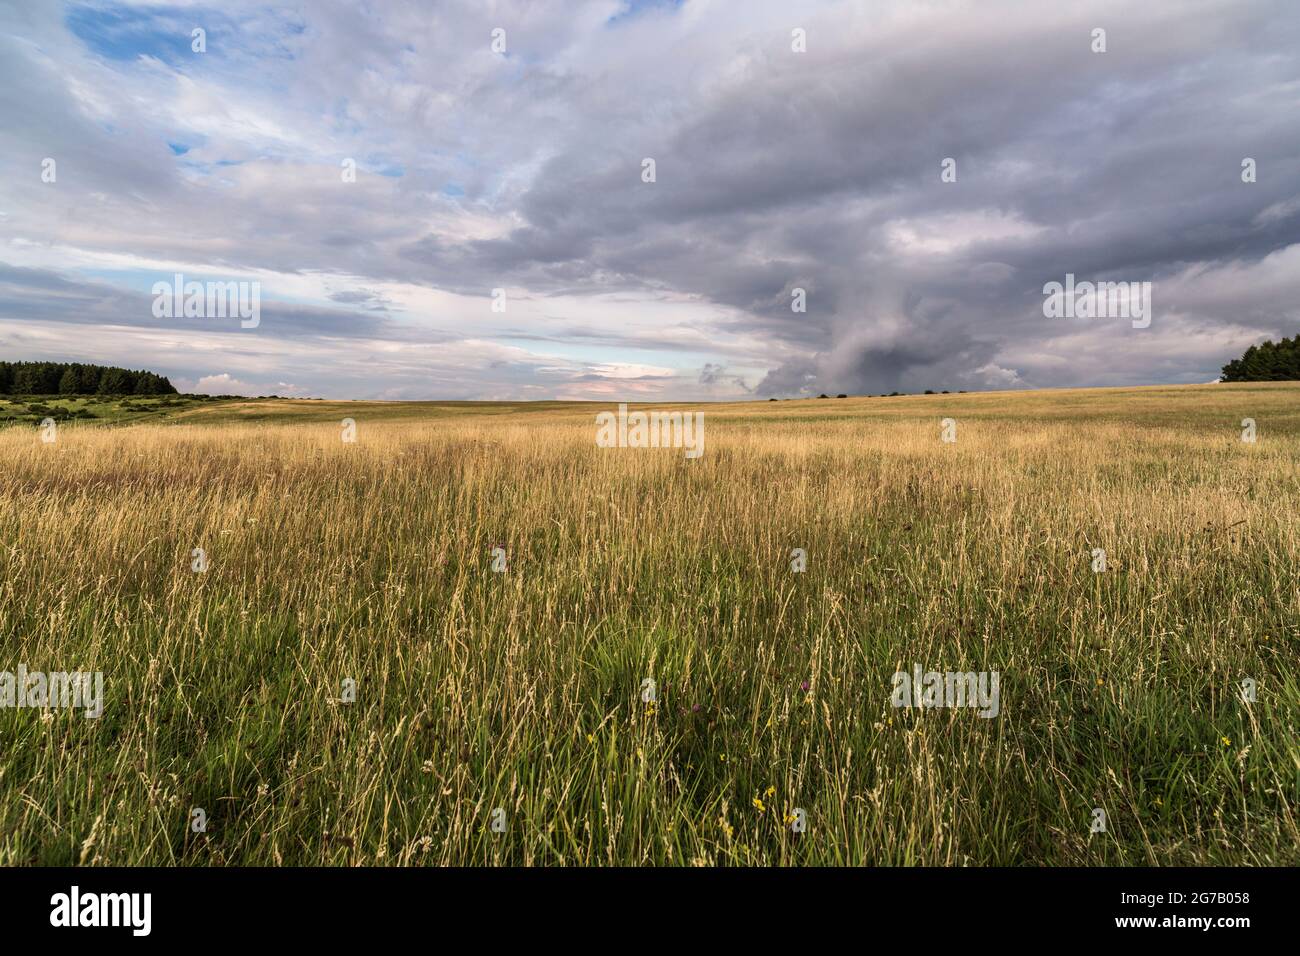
[0,382,1296,865]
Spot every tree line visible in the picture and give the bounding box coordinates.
[0,362,178,396]
[1221,334,1300,382]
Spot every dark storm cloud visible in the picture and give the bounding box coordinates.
[431,0,1300,393]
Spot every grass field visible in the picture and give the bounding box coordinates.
[0,394,228,426]
[0,383,1296,866]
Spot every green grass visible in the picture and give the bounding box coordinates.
[0,393,231,426]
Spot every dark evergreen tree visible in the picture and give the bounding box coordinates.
[0,361,179,395]
[96,367,130,395]
[13,365,42,394]
[1222,334,1300,381]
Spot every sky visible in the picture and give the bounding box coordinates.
[1,0,1297,400]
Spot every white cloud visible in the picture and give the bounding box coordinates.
[193,373,259,395]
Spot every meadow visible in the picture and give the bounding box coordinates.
[0,383,1296,866]
[0,393,224,426]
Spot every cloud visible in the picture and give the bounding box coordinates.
[193,372,259,395]
[0,0,1297,398]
